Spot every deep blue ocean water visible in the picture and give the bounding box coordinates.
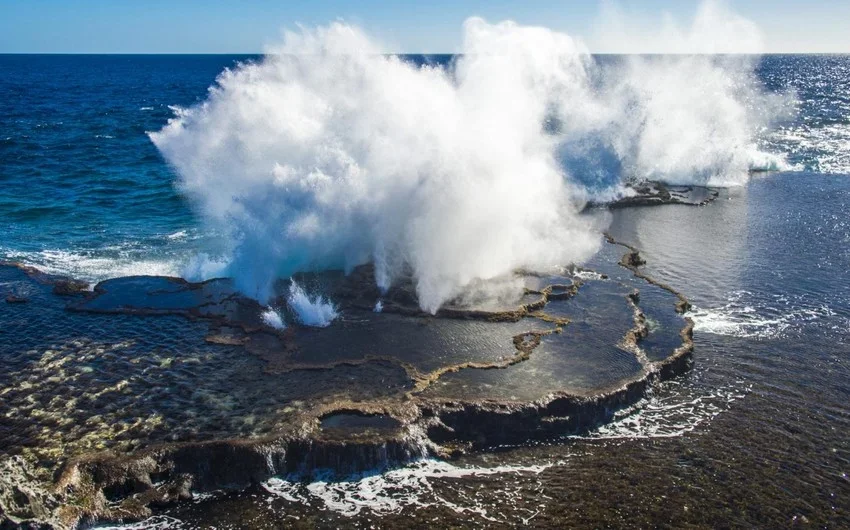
[0,54,257,279]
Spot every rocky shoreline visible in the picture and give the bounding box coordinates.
[0,190,705,529]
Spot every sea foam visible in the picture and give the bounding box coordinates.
[261,458,559,520]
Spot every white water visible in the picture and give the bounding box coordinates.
[93,459,561,528]
[93,516,184,530]
[574,381,751,440]
[1,248,181,286]
[286,280,338,327]
[687,297,838,339]
[151,1,791,311]
[261,307,286,330]
[262,459,559,520]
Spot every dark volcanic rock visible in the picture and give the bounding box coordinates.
[620,250,647,268]
[4,295,27,304]
[0,232,695,529]
[51,280,88,296]
[589,180,722,209]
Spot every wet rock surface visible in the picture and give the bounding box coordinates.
[592,180,722,209]
[0,236,694,529]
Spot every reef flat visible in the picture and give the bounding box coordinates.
[0,235,694,529]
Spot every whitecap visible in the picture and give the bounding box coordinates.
[165,230,188,240]
[573,270,606,281]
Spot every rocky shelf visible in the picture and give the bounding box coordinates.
[0,234,694,529]
[587,180,722,209]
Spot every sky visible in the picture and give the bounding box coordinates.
[1,0,848,54]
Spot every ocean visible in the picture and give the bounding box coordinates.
[1,55,848,284]
[0,54,247,281]
[1,53,849,528]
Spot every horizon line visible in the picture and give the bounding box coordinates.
[2,52,850,56]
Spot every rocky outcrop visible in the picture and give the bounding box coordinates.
[0,233,695,529]
[4,296,27,304]
[587,180,721,209]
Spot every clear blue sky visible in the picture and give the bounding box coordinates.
[1,0,848,54]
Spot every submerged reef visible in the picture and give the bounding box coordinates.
[0,230,694,529]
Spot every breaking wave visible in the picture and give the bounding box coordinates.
[1,248,182,286]
[151,1,791,311]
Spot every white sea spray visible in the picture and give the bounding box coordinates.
[151,1,792,309]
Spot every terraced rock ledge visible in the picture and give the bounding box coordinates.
[0,235,694,529]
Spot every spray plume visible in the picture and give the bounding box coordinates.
[151,1,790,312]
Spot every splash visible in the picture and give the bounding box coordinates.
[599,54,792,186]
[287,280,338,327]
[261,307,286,330]
[151,20,602,310]
[151,2,790,310]
[590,0,764,54]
